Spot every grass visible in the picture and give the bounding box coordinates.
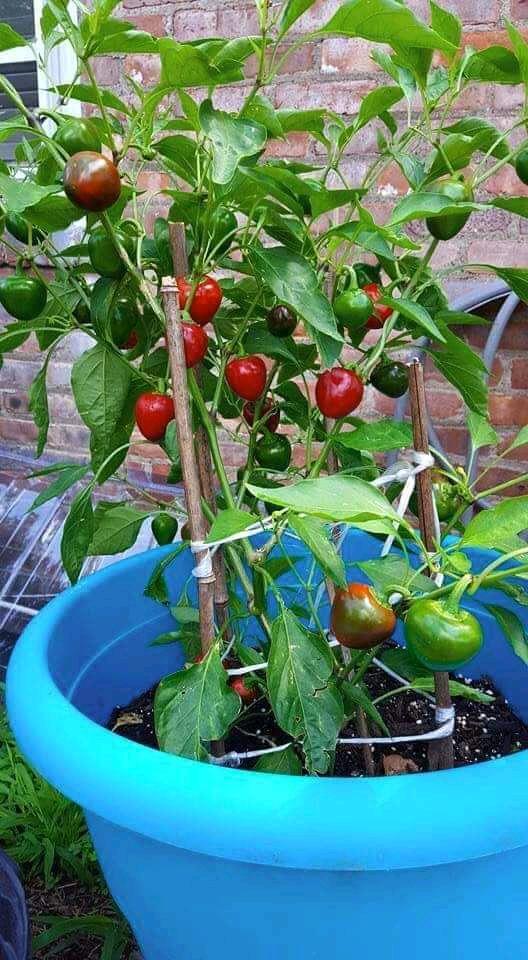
[0,691,133,958]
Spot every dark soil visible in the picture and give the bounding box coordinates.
[108,661,528,777]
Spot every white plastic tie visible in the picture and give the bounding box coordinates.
[435,705,456,724]
[190,542,214,580]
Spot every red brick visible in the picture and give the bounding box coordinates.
[124,54,160,86]
[435,427,469,458]
[467,239,528,268]
[216,5,260,37]
[271,80,371,114]
[474,467,528,497]
[489,394,528,426]
[127,13,166,37]
[426,391,464,421]
[376,162,412,197]
[137,170,171,192]
[409,0,499,23]
[91,56,122,86]
[321,38,380,76]
[512,0,528,21]
[173,8,217,41]
[264,132,311,159]
[512,358,528,390]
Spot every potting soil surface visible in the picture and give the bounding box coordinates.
[108,658,528,776]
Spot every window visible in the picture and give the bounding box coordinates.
[0,0,78,159]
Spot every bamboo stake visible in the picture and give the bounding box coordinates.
[408,359,454,771]
[161,279,216,657]
[324,269,339,474]
[168,223,231,634]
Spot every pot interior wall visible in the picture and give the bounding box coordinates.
[48,533,528,729]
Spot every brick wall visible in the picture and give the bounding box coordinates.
[1,0,528,493]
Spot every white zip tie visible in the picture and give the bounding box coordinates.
[435,705,455,723]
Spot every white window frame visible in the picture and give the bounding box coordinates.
[0,0,80,118]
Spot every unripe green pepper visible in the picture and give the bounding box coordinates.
[404,578,483,672]
[426,177,474,241]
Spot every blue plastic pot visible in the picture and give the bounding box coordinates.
[6,530,528,959]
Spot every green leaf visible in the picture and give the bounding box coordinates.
[318,0,456,54]
[490,196,528,220]
[357,555,436,599]
[71,343,138,481]
[380,646,432,681]
[241,93,284,138]
[463,46,521,84]
[247,474,399,532]
[445,117,509,160]
[154,648,240,759]
[0,173,59,213]
[0,22,28,51]
[309,188,364,219]
[144,545,185,605]
[60,487,94,584]
[384,296,447,342]
[28,359,50,458]
[390,190,479,226]
[428,323,488,416]
[89,504,149,556]
[279,0,317,36]
[485,604,528,665]
[467,411,498,452]
[159,38,221,88]
[155,135,197,184]
[288,513,347,587]
[412,677,494,703]
[25,193,84,232]
[341,681,390,735]
[426,134,478,182]
[55,83,132,115]
[507,21,528,90]
[493,266,528,302]
[267,609,344,774]
[278,108,327,138]
[338,418,413,452]
[505,425,528,454]
[29,465,88,512]
[461,496,528,553]
[199,99,267,184]
[254,745,302,774]
[92,18,158,54]
[429,1,461,52]
[355,85,403,132]
[248,244,343,367]
[171,604,200,625]
[206,508,260,543]
[242,322,298,363]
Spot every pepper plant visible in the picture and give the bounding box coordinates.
[2,0,528,774]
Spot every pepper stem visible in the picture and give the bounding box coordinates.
[444,574,472,616]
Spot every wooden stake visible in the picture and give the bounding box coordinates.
[168,222,231,634]
[161,279,216,657]
[324,269,339,474]
[408,359,454,771]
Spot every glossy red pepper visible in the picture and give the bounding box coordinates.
[226,355,267,401]
[135,393,174,442]
[331,583,396,649]
[182,322,209,368]
[315,367,364,419]
[177,276,223,326]
[363,283,393,330]
[63,151,121,212]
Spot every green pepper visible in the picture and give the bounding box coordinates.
[53,118,101,156]
[5,212,45,245]
[87,225,136,278]
[331,582,396,649]
[334,288,372,331]
[410,470,466,523]
[370,360,409,398]
[426,177,473,241]
[515,149,528,186]
[405,582,483,671]
[152,513,179,546]
[0,274,47,321]
[254,433,292,472]
[73,298,91,325]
